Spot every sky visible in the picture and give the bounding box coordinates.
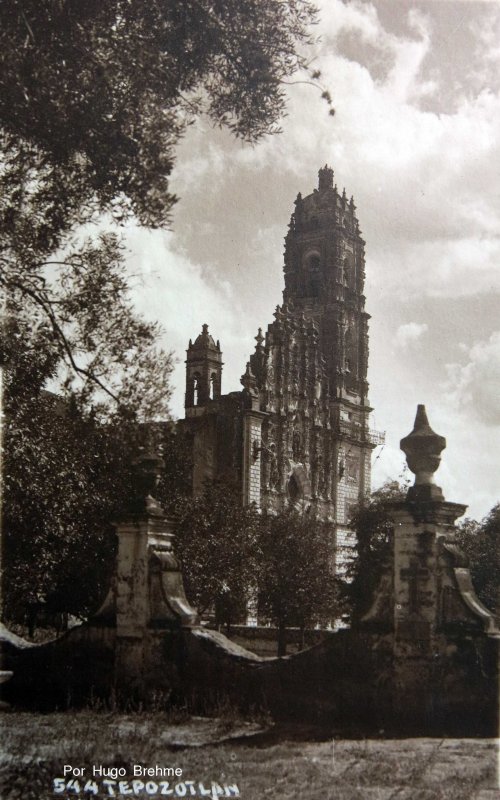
[123,0,500,522]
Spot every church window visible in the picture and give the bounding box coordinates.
[210,372,217,399]
[193,373,201,405]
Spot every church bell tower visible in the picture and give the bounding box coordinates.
[185,324,223,413]
[182,167,383,562]
[282,164,369,402]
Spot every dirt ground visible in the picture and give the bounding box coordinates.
[0,712,498,800]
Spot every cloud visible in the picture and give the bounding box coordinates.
[168,1,500,303]
[395,322,428,348]
[123,227,255,419]
[119,1,500,519]
[444,332,500,426]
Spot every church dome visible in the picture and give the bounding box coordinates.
[190,323,220,352]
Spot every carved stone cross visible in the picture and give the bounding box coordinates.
[400,557,429,615]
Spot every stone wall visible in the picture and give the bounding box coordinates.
[2,411,498,737]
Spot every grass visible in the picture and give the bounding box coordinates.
[0,712,498,800]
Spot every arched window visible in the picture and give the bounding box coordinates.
[210,372,217,399]
[193,373,200,405]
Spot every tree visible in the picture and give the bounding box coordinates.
[456,505,500,616]
[3,392,126,629]
[340,481,406,626]
[0,0,320,373]
[169,483,260,630]
[0,0,323,628]
[3,234,174,413]
[1,248,173,631]
[257,509,337,656]
[0,0,318,229]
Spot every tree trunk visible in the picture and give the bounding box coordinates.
[299,624,306,650]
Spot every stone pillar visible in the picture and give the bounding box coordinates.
[96,451,198,695]
[389,406,499,728]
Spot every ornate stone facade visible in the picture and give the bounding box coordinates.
[181,167,384,564]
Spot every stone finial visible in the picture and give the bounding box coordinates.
[129,449,165,517]
[400,405,446,500]
[255,327,264,350]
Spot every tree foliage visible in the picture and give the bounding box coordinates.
[0,0,318,400]
[340,481,406,626]
[3,235,173,415]
[257,509,336,655]
[170,483,260,627]
[0,0,325,632]
[3,389,127,626]
[456,505,500,615]
[0,0,317,234]
[2,286,172,630]
[343,483,499,625]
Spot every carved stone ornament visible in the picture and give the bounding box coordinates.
[129,450,165,517]
[400,405,446,501]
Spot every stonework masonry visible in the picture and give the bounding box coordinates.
[181,167,384,570]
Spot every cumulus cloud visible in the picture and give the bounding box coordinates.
[120,1,500,517]
[170,1,500,302]
[445,332,500,426]
[395,322,428,348]
[124,226,255,419]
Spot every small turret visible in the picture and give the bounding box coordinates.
[185,324,223,408]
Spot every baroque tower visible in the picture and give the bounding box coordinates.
[182,167,383,564]
[283,164,368,403]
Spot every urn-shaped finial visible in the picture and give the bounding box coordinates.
[130,449,165,517]
[400,405,446,499]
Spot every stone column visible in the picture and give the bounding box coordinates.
[99,451,198,695]
[389,406,499,728]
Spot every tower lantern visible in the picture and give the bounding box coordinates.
[318,164,334,192]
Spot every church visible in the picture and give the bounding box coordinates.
[181,166,384,563]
